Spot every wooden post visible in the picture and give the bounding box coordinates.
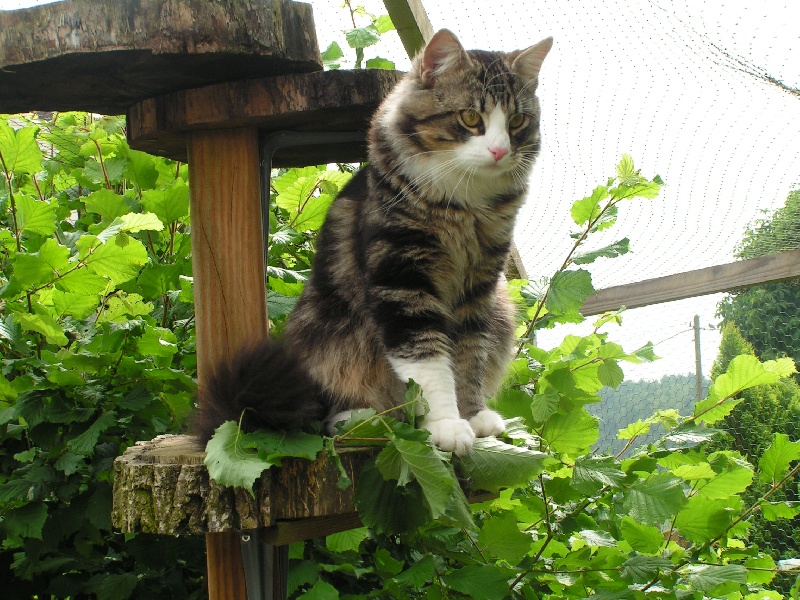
[188,128,267,382]
[188,127,266,599]
[206,532,249,600]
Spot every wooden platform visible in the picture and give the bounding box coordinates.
[0,0,321,115]
[112,435,375,543]
[126,69,403,166]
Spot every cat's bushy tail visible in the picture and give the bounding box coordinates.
[192,338,329,444]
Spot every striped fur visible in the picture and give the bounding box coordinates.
[195,30,552,455]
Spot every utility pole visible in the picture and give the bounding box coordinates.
[693,315,703,402]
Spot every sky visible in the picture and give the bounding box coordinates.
[3,0,799,382]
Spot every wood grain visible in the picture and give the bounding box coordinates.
[0,0,321,114]
[206,532,248,600]
[581,248,800,316]
[127,69,403,164]
[188,128,267,389]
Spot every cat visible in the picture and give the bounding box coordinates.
[193,29,553,456]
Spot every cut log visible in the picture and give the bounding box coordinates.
[111,434,377,538]
[0,0,321,114]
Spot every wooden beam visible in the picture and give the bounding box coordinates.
[580,248,800,316]
[383,0,434,57]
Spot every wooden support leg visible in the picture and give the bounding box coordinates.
[206,532,248,600]
[188,127,268,379]
[188,128,267,599]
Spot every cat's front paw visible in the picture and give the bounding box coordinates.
[469,409,505,438]
[424,418,476,456]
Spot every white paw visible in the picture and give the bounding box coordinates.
[424,418,476,456]
[325,410,353,435]
[469,410,505,438]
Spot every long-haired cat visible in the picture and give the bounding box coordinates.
[194,29,553,456]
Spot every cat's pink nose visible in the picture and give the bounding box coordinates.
[490,146,508,161]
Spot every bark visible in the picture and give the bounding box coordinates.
[0,0,321,114]
[112,434,376,537]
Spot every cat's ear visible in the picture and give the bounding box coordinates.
[419,29,470,84]
[511,37,554,81]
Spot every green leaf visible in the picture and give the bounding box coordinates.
[570,186,609,226]
[456,437,545,492]
[55,269,110,296]
[621,555,674,583]
[141,179,190,224]
[366,57,396,70]
[760,501,800,521]
[354,461,431,535]
[137,263,183,298]
[442,564,515,600]
[674,495,730,542]
[325,527,369,553]
[53,289,101,319]
[598,359,624,388]
[478,513,532,563]
[293,193,334,232]
[67,411,117,456]
[393,555,435,587]
[321,41,344,68]
[390,438,454,518]
[297,580,339,600]
[545,269,593,315]
[95,573,139,600]
[530,390,560,423]
[83,234,148,284]
[745,555,776,585]
[758,432,800,484]
[374,15,395,34]
[15,195,56,237]
[3,502,48,540]
[345,26,380,49]
[571,455,626,494]
[0,121,42,175]
[123,145,159,191]
[16,311,68,346]
[136,326,178,358]
[97,212,164,242]
[617,419,653,441]
[618,517,665,554]
[83,189,130,221]
[694,456,753,499]
[243,429,324,465]
[701,355,797,424]
[623,472,686,525]
[204,421,272,493]
[682,564,747,592]
[616,154,636,183]
[541,408,599,455]
[573,238,630,265]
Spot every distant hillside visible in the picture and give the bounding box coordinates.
[591,374,710,454]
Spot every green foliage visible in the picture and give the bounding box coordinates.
[707,323,800,593]
[0,113,203,598]
[204,156,800,598]
[717,189,800,379]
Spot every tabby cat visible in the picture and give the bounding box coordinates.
[194,29,553,456]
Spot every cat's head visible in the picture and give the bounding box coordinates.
[372,29,552,204]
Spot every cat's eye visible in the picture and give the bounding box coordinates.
[508,113,528,129]
[460,109,482,128]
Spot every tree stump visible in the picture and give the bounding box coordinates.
[112,435,372,541]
